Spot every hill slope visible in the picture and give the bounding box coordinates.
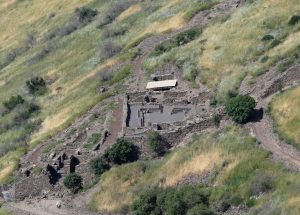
[0,0,300,214]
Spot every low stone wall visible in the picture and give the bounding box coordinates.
[262,65,300,98]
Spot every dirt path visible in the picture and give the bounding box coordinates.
[241,64,300,170]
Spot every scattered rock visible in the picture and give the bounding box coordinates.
[49,152,56,159]
[92,144,100,151]
[99,86,106,93]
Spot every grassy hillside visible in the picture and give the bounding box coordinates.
[144,0,300,102]
[0,1,300,213]
[0,0,206,183]
[270,86,300,148]
[89,127,300,214]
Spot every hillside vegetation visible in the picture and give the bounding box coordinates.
[0,0,205,182]
[90,127,300,214]
[270,86,300,148]
[0,0,300,214]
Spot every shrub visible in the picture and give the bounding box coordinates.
[213,114,221,127]
[74,7,98,25]
[104,138,138,164]
[288,15,300,25]
[26,77,47,95]
[63,173,82,192]
[90,157,110,176]
[261,34,274,41]
[225,95,256,124]
[250,172,275,196]
[187,204,215,215]
[147,131,166,156]
[133,186,212,215]
[133,189,160,215]
[3,95,24,111]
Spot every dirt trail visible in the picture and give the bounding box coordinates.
[241,64,300,170]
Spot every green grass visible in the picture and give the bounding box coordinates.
[89,126,300,214]
[183,0,219,21]
[270,86,300,148]
[0,0,209,181]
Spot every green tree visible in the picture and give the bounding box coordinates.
[104,138,138,164]
[89,157,110,176]
[147,131,166,156]
[225,95,256,124]
[63,173,82,192]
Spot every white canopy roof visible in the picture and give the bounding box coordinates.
[146,80,177,89]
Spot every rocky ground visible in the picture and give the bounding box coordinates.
[3,0,300,214]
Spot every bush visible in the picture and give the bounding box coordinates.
[147,131,166,156]
[187,204,215,215]
[261,34,274,41]
[74,7,98,24]
[250,172,275,196]
[111,65,132,84]
[104,138,138,164]
[288,15,300,25]
[26,77,47,95]
[3,95,24,111]
[212,114,221,127]
[90,157,110,176]
[225,95,256,124]
[63,173,82,192]
[133,186,212,215]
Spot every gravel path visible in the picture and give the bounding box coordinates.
[242,64,300,170]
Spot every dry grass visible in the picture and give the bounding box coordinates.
[141,12,185,36]
[271,86,300,146]
[0,0,92,52]
[198,0,300,100]
[89,128,254,213]
[117,4,142,21]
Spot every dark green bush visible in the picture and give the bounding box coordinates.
[133,186,212,215]
[225,95,256,124]
[26,77,47,95]
[3,95,24,111]
[261,34,274,41]
[63,173,82,192]
[75,7,98,24]
[104,138,138,164]
[288,15,300,25]
[187,204,215,215]
[147,131,166,156]
[89,157,110,176]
